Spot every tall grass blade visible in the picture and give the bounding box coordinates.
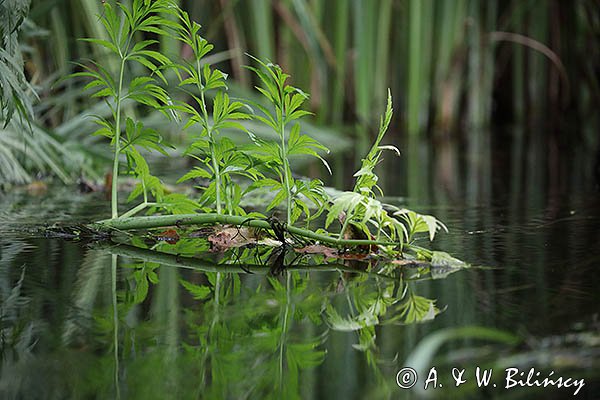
[407,0,423,137]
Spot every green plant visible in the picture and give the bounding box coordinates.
[72,0,177,219]
[246,56,330,225]
[0,1,101,184]
[68,4,454,263]
[0,0,36,184]
[326,92,402,242]
[0,0,34,126]
[393,208,448,243]
[173,10,258,216]
[0,123,96,184]
[326,91,446,246]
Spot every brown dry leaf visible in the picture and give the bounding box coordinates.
[295,244,339,258]
[209,226,250,250]
[156,229,180,244]
[208,226,278,251]
[337,252,370,260]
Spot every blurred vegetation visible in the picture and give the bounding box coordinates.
[2,0,599,185]
[0,0,101,184]
[0,0,34,125]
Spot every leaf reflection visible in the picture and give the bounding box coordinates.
[90,236,461,397]
[0,235,466,398]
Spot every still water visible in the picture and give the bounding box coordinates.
[0,137,598,399]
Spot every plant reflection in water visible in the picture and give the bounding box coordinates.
[83,233,464,399]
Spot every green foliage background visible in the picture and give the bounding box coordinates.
[2,0,599,184]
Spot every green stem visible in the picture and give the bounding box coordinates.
[281,130,292,226]
[142,178,148,204]
[119,201,157,219]
[111,57,126,219]
[209,138,222,214]
[111,254,120,399]
[95,213,403,248]
[279,108,292,225]
[196,58,222,215]
[339,213,351,239]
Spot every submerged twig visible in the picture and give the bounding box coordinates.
[96,242,400,280]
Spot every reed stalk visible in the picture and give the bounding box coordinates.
[249,0,275,61]
[407,0,423,137]
[331,0,349,126]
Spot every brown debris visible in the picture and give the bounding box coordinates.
[155,228,180,245]
[295,244,339,258]
[208,226,280,251]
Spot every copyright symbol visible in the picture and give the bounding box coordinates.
[396,367,418,389]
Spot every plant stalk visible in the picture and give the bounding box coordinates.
[338,215,351,239]
[111,58,127,219]
[278,91,292,225]
[209,138,222,214]
[119,201,156,219]
[196,58,222,215]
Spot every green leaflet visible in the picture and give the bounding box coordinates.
[247,55,329,225]
[74,0,179,219]
[173,11,258,216]
[180,279,212,300]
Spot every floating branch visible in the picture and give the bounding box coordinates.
[94,213,403,248]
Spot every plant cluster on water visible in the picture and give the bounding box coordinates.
[76,0,448,262]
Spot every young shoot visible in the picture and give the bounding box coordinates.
[72,0,177,218]
[246,56,330,226]
[326,91,401,242]
[173,10,256,215]
[326,90,447,245]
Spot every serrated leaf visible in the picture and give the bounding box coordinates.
[180,279,212,300]
[266,188,287,211]
[177,167,212,183]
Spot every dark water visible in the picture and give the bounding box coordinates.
[1,136,599,399]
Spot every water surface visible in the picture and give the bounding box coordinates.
[1,137,598,399]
